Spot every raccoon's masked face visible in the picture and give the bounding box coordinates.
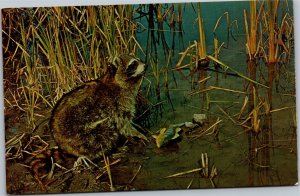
[124,57,146,79]
[112,54,146,82]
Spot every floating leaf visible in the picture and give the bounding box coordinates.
[152,126,182,148]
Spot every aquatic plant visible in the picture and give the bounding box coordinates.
[134,3,184,120]
[196,3,209,106]
[243,1,261,184]
[241,0,294,185]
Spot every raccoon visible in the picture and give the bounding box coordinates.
[50,54,147,160]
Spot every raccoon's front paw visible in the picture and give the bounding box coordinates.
[120,123,148,141]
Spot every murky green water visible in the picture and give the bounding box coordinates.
[131,1,297,189]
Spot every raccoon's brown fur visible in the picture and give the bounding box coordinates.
[50,54,146,160]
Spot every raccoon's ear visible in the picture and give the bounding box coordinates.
[111,56,121,68]
[107,56,119,77]
[107,62,117,77]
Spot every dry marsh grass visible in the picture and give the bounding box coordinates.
[3,6,140,128]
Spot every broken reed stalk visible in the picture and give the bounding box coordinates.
[129,165,142,185]
[187,179,194,189]
[164,153,217,188]
[260,0,279,179]
[192,119,222,140]
[164,168,203,178]
[213,38,225,84]
[189,85,246,96]
[244,1,259,109]
[238,96,249,119]
[197,3,210,108]
[213,11,230,83]
[216,104,236,124]
[197,3,207,62]
[102,152,115,191]
[244,1,259,186]
[207,55,268,88]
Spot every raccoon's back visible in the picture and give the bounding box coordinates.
[50,80,121,159]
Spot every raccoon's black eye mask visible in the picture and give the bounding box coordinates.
[126,60,138,77]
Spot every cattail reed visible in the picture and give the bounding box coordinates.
[244,0,259,185]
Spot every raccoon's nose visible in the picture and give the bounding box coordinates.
[143,63,148,72]
[142,63,147,74]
